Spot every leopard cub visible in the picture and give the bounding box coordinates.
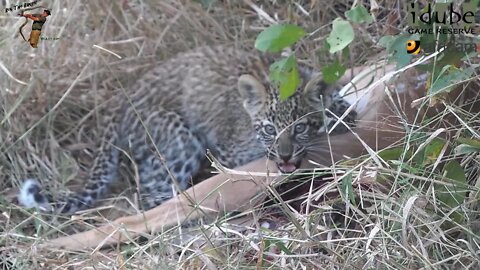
[19,46,356,213]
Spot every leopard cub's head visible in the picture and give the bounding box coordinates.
[237,73,335,173]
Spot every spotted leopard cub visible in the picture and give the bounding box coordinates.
[19,46,357,213]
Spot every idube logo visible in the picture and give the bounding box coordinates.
[407,2,477,35]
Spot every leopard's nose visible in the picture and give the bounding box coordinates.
[279,153,292,162]
[277,133,293,162]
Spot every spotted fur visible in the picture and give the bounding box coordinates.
[19,46,357,213]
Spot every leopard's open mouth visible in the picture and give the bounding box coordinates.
[276,159,302,174]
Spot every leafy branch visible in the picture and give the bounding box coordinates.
[254,4,373,100]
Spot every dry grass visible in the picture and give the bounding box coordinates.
[0,0,479,269]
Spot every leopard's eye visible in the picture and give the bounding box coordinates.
[264,124,276,135]
[294,123,307,134]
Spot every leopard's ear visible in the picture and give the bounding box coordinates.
[302,74,335,108]
[298,66,319,82]
[237,74,267,115]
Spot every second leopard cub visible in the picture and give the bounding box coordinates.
[19,46,356,213]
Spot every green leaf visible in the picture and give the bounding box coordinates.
[321,61,346,84]
[341,173,356,205]
[326,19,354,54]
[423,138,445,166]
[436,161,468,223]
[378,35,396,49]
[455,137,480,155]
[455,144,480,155]
[443,160,467,202]
[269,55,300,100]
[273,240,293,255]
[457,137,480,148]
[429,66,474,95]
[269,60,286,83]
[387,35,413,68]
[279,62,300,100]
[345,5,373,23]
[416,50,465,74]
[269,57,294,82]
[378,147,410,161]
[410,137,446,166]
[390,160,421,180]
[255,24,305,53]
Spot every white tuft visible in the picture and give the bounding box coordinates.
[18,179,52,212]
